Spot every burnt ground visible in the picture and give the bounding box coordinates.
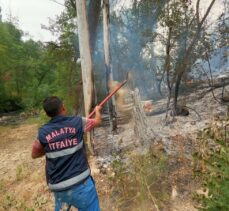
[92,85,228,211]
[0,85,228,211]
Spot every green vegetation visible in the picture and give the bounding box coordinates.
[0,1,227,208]
[1,0,226,115]
[34,193,48,209]
[1,193,35,211]
[0,179,6,193]
[0,17,81,114]
[16,165,23,181]
[110,149,169,210]
[193,107,229,210]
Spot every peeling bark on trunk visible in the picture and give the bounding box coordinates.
[132,89,155,146]
[87,1,101,108]
[103,0,117,131]
[76,0,94,154]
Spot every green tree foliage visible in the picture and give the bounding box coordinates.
[0,0,102,114]
[0,20,58,112]
[0,0,223,114]
[42,0,82,113]
[0,21,28,111]
[0,2,82,114]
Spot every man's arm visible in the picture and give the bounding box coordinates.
[83,106,102,132]
[94,106,102,126]
[31,140,45,159]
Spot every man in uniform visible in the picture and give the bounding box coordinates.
[32,96,102,211]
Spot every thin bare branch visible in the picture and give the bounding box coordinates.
[49,0,65,7]
[199,0,216,28]
[185,0,216,62]
[196,0,200,26]
[143,175,160,211]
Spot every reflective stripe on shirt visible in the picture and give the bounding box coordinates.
[48,168,91,191]
[46,141,83,159]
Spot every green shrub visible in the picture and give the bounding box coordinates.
[193,109,229,210]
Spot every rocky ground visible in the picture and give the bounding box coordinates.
[0,85,228,210]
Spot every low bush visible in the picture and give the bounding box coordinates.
[110,148,169,210]
[193,107,229,210]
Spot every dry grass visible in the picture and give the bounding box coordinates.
[0,121,54,211]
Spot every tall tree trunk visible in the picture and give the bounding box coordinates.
[87,1,102,109]
[76,0,94,154]
[103,0,117,131]
[165,27,172,120]
[88,0,101,53]
[173,70,183,113]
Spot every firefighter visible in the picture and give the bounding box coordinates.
[32,96,102,211]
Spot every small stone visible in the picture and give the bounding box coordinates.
[191,121,196,125]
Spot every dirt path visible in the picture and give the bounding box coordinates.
[0,123,54,210]
[0,124,40,179]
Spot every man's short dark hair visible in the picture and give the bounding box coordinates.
[43,96,63,117]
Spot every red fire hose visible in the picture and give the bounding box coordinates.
[88,73,129,118]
